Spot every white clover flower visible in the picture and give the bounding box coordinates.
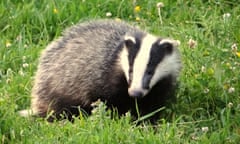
[6,79,11,84]
[22,63,29,68]
[229,66,236,70]
[22,56,27,61]
[191,135,199,140]
[156,2,164,8]
[231,43,237,52]
[227,102,233,108]
[19,70,25,76]
[16,35,22,41]
[106,12,112,17]
[228,87,235,93]
[223,13,231,19]
[201,127,209,132]
[203,88,209,94]
[188,38,197,49]
[201,66,206,72]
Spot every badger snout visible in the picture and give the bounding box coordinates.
[128,88,148,98]
[128,90,143,98]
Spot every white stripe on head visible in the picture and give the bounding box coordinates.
[128,34,158,97]
[120,45,130,82]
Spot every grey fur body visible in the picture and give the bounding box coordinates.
[26,19,181,122]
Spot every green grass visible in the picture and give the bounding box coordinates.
[1,0,240,143]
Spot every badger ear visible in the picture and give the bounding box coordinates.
[159,39,180,47]
[171,39,181,47]
[124,35,136,48]
[158,39,180,54]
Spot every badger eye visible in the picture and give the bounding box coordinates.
[142,73,151,89]
[125,39,135,49]
[128,69,133,87]
[124,35,136,49]
[160,42,173,54]
[146,71,153,75]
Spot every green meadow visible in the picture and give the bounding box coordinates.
[1,0,240,143]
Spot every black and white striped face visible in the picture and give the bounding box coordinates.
[120,34,181,98]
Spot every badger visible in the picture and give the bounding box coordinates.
[20,19,181,122]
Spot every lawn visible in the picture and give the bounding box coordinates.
[0,0,240,143]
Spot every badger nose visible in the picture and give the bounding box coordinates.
[128,90,143,98]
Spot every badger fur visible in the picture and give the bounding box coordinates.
[20,19,181,122]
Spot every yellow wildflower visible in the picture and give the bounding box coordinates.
[223,83,230,90]
[6,41,11,47]
[236,51,240,57]
[135,17,140,21]
[53,8,58,14]
[225,62,231,67]
[115,18,121,22]
[203,50,210,56]
[194,74,199,78]
[134,6,141,12]
[207,68,214,75]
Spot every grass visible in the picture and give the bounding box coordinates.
[1,0,240,143]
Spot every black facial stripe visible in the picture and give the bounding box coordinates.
[127,38,140,86]
[142,39,173,89]
[142,74,152,89]
[127,69,133,87]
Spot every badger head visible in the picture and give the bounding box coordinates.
[119,33,181,98]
